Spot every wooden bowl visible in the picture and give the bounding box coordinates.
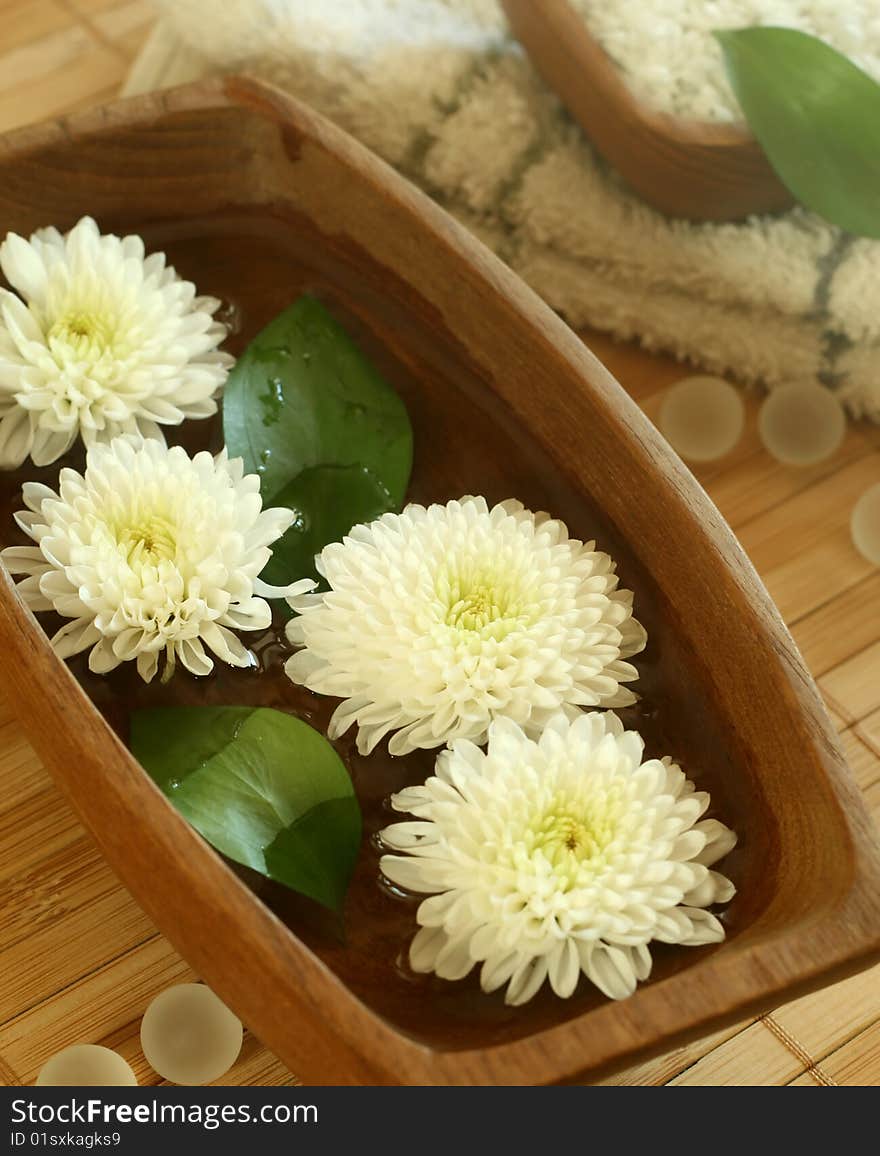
[502,0,794,221]
[0,76,877,1086]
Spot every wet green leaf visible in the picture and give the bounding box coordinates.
[131,706,361,912]
[223,295,412,508]
[259,463,394,588]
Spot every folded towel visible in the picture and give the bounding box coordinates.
[125,0,880,422]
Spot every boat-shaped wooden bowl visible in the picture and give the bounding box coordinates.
[0,76,877,1086]
[502,0,793,221]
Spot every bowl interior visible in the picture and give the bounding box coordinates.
[0,212,774,1049]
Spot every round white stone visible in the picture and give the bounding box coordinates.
[36,1045,137,1087]
[140,984,242,1086]
[851,483,880,566]
[659,375,745,463]
[759,383,846,466]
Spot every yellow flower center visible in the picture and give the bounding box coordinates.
[440,571,535,641]
[49,311,116,361]
[525,790,625,886]
[118,514,177,567]
[446,585,504,631]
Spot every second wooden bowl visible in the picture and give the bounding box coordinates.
[502,0,793,221]
[0,76,876,1084]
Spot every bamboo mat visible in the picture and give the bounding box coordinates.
[0,1,878,1088]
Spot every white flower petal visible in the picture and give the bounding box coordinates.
[1,231,51,301]
[137,650,160,684]
[247,506,296,550]
[0,545,48,576]
[200,621,251,667]
[177,638,214,677]
[20,482,56,513]
[0,216,231,466]
[629,942,652,982]
[11,574,53,611]
[693,819,739,867]
[683,868,736,908]
[506,956,549,1006]
[409,926,446,974]
[285,496,645,753]
[254,576,315,599]
[31,426,77,468]
[379,712,736,1005]
[479,951,521,994]
[5,437,300,683]
[677,907,726,946]
[581,943,639,1001]
[50,617,101,660]
[0,406,33,468]
[433,935,475,981]
[381,821,440,851]
[220,598,272,632]
[548,939,580,999]
[380,854,447,894]
[88,637,122,674]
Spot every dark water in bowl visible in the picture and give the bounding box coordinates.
[0,217,753,1050]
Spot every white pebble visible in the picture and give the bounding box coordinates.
[659,375,745,462]
[758,382,845,465]
[851,483,880,565]
[36,1045,137,1087]
[141,984,242,1086]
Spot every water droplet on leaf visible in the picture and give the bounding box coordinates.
[290,508,309,533]
[258,379,285,427]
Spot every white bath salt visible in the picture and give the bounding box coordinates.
[569,1,880,123]
[659,375,745,462]
[140,984,242,1086]
[36,1044,137,1087]
[851,483,880,565]
[758,382,845,465]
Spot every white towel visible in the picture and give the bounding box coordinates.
[125,0,880,422]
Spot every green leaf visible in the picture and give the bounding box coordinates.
[131,706,361,911]
[259,463,394,588]
[223,295,413,508]
[715,27,880,237]
[264,799,358,914]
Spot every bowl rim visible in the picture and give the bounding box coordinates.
[502,0,755,145]
[499,0,794,221]
[0,74,877,1085]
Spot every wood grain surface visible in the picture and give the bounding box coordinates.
[0,5,877,1087]
[501,0,793,221]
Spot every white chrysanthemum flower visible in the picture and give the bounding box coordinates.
[1,438,313,682]
[380,712,736,1006]
[0,216,233,468]
[285,497,646,756]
